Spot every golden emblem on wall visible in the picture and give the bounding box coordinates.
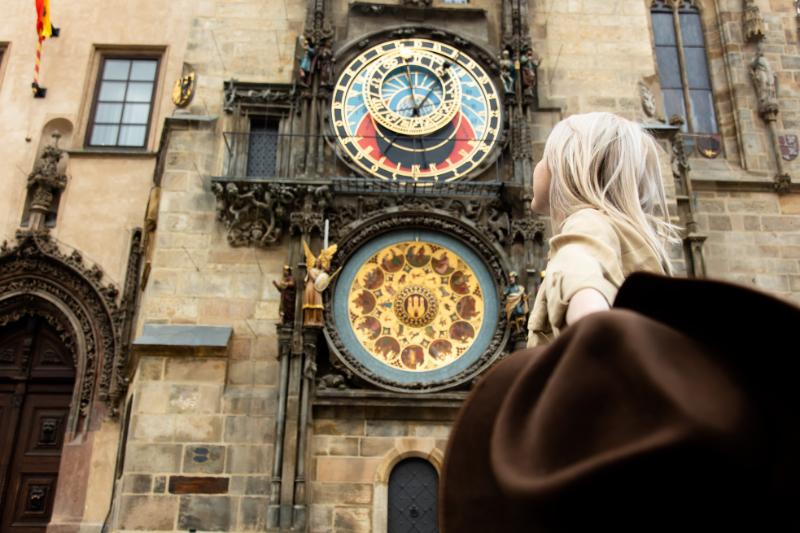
[348,241,484,372]
[172,72,196,107]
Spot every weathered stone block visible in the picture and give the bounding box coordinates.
[138,357,164,380]
[132,414,175,442]
[366,420,410,437]
[333,506,371,532]
[310,504,333,532]
[117,495,178,530]
[134,382,171,414]
[358,437,396,457]
[121,474,151,494]
[174,415,223,441]
[311,482,372,505]
[244,476,271,495]
[316,457,381,483]
[168,384,222,414]
[183,445,226,474]
[224,415,274,442]
[154,476,167,493]
[313,419,365,437]
[239,496,268,531]
[165,358,227,382]
[413,423,451,439]
[177,495,235,531]
[125,443,182,473]
[226,445,271,474]
[313,435,359,456]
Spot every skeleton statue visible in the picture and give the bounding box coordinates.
[499,49,515,95]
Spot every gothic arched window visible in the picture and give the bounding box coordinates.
[651,1,718,136]
[388,458,438,533]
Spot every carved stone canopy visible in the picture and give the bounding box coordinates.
[0,231,127,427]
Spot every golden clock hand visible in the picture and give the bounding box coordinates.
[404,63,419,116]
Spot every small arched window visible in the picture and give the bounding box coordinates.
[651,1,718,136]
[388,458,438,533]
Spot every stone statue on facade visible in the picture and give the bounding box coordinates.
[750,51,778,120]
[315,41,335,87]
[273,265,297,327]
[504,271,529,334]
[302,240,338,327]
[743,0,765,42]
[299,37,315,85]
[27,132,68,230]
[519,48,539,97]
[499,49,515,95]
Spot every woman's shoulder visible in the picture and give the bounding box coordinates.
[561,208,616,234]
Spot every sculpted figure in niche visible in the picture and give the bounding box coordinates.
[499,49,515,95]
[504,271,529,334]
[273,265,296,327]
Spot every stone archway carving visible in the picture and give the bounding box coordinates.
[0,230,127,431]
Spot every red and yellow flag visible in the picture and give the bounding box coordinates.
[35,0,52,39]
[33,0,52,95]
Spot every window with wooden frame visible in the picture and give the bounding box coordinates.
[86,56,160,148]
[651,1,720,153]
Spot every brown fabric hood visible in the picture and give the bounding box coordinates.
[441,273,800,532]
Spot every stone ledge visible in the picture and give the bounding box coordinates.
[133,324,233,357]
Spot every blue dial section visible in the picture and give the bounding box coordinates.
[382,66,443,118]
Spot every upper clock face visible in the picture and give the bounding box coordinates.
[331,39,502,184]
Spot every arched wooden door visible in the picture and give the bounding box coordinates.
[0,316,75,533]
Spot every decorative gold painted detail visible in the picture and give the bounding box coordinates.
[172,72,196,108]
[348,241,484,372]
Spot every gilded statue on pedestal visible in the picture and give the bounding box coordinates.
[302,240,338,327]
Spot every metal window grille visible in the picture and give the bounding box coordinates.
[388,458,439,533]
[247,117,279,177]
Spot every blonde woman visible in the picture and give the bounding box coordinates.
[528,112,679,347]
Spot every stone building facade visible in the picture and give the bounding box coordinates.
[0,1,798,532]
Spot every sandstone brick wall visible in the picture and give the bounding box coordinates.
[309,411,450,533]
[695,190,800,304]
[116,353,278,531]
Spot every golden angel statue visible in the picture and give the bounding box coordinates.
[302,240,339,327]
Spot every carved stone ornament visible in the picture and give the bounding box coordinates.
[779,134,799,162]
[27,133,68,228]
[638,81,658,119]
[322,211,511,393]
[743,0,766,43]
[750,51,779,122]
[401,0,432,6]
[223,80,295,114]
[774,173,791,195]
[0,231,127,422]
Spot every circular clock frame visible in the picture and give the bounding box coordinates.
[323,212,510,393]
[330,37,504,184]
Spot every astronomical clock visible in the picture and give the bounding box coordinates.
[331,38,503,184]
[324,36,511,392]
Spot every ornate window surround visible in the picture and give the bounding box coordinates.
[647,0,736,160]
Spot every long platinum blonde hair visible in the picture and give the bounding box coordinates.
[544,112,680,273]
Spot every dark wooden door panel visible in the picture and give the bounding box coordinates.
[0,392,71,533]
[0,389,22,513]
